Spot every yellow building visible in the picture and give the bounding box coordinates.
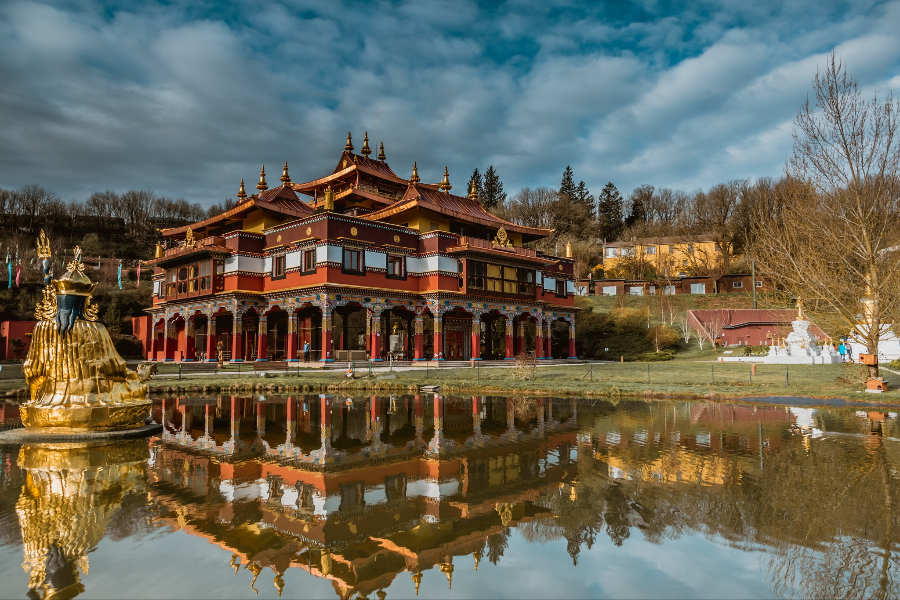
[602,235,723,277]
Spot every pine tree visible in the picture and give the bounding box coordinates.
[574,180,594,217]
[597,182,624,242]
[482,166,506,210]
[559,166,577,200]
[468,168,484,201]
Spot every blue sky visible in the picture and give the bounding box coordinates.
[1,0,899,207]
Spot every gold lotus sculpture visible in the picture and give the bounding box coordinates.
[21,244,151,429]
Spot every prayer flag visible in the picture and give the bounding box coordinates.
[15,265,20,288]
[117,261,123,289]
[136,262,141,287]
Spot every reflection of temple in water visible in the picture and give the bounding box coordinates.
[150,394,579,598]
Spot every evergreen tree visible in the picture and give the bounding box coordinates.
[597,182,624,242]
[482,166,506,210]
[468,168,484,201]
[559,166,577,200]
[574,180,594,217]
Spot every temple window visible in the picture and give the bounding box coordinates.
[556,279,566,297]
[302,249,316,273]
[387,255,405,280]
[467,261,533,297]
[342,247,364,274]
[272,254,286,279]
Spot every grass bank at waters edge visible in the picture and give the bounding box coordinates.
[130,360,899,404]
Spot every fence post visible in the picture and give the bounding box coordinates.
[711,364,715,385]
[785,365,789,387]
[178,364,182,381]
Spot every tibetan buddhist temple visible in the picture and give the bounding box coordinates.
[141,133,576,363]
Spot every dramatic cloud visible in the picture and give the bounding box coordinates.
[0,0,898,206]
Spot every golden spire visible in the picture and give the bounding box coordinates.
[280,161,291,185]
[410,162,420,184]
[344,131,354,153]
[439,166,451,192]
[377,142,386,161]
[411,570,422,596]
[361,132,371,156]
[468,179,479,201]
[274,573,285,597]
[324,185,335,211]
[439,560,454,589]
[473,550,482,571]
[237,179,247,200]
[247,562,262,594]
[565,241,572,258]
[257,166,268,191]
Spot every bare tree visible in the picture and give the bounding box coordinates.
[751,53,900,378]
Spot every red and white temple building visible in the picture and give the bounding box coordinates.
[139,133,577,363]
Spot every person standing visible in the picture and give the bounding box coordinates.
[303,340,310,363]
[838,341,846,362]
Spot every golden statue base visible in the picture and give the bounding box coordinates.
[20,401,153,430]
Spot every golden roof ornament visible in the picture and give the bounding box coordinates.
[280,161,291,185]
[439,560,454,589]
[37,229,51,260]
[796,298,805,320]
[492,227,513,248]
[439,166,452,192]
[154,242,163,258]
[257,165,268,191]
[344,131,354,153]
[324,185,335,211]
[468,179,479,201]
[237,178,247,200]
[185,227,195,246]
[565,241,572,258]
[410,162,420,184]
[473,550,482,571]
[378,142,386,161]
[411,570,422,596]
[361,131,371,156]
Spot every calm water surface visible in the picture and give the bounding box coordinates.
[1,395,899,599]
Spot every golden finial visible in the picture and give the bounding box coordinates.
[37,229,51,260]
[257,166,268,191]
[280,161,291,185]
[237,179,247,200]
[439,560,454,589]
[565,241,572,258]
[377,142,386,161]
[274,573,285,597]
[411,570,422,596]
[324,185,335,211]
[796,298,804,320]
[361,132,371,156]
[439,166,451,192]
[467,179,479,201]
[410,162,420,184]
[185,227,195,246]
[154,242,163,259]
[230,554,240,575]
[247,562,262,594]
[473,550,482,571]
[344,131,354,153]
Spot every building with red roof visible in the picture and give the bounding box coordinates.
[139,133,576,363]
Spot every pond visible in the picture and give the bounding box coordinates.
[1,395,899,599]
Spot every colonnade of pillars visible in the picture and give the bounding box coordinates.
[151,308,576,362]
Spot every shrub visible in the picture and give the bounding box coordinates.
[646,325,679,352]
[639,350,675,361]
[741,345,769,356]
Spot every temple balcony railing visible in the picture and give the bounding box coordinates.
[454,236,540,258]
[165,236,228,257]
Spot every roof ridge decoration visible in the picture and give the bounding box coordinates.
[439,166,451,192]
[280,161,291,185]
[361,132,371,157]
[344,131,354,153]
[378,142,386,162]
[237,179,247,201]
[468,178,479,201]
[410,162,420,184]
[257,165,268,191]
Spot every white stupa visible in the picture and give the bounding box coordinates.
[765,301,841,365]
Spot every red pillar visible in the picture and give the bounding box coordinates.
[414,315,424,360]
[568,318,577,359]
[321,309,334,361]
[370,310,383,361]
[504,315,514,360]
[149,322,159,361]
[535,318,544,359]
[230,395,240,438]
[544,319,552,359]
[471,314,481,361]
[205,315,217,362]
[184,317,196,361]
[433,314,444,360]
[163,320,176,361]
[256,315,268,361]
[287,312,298,362]
[517,318,525,357]
[231,314,244,362]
